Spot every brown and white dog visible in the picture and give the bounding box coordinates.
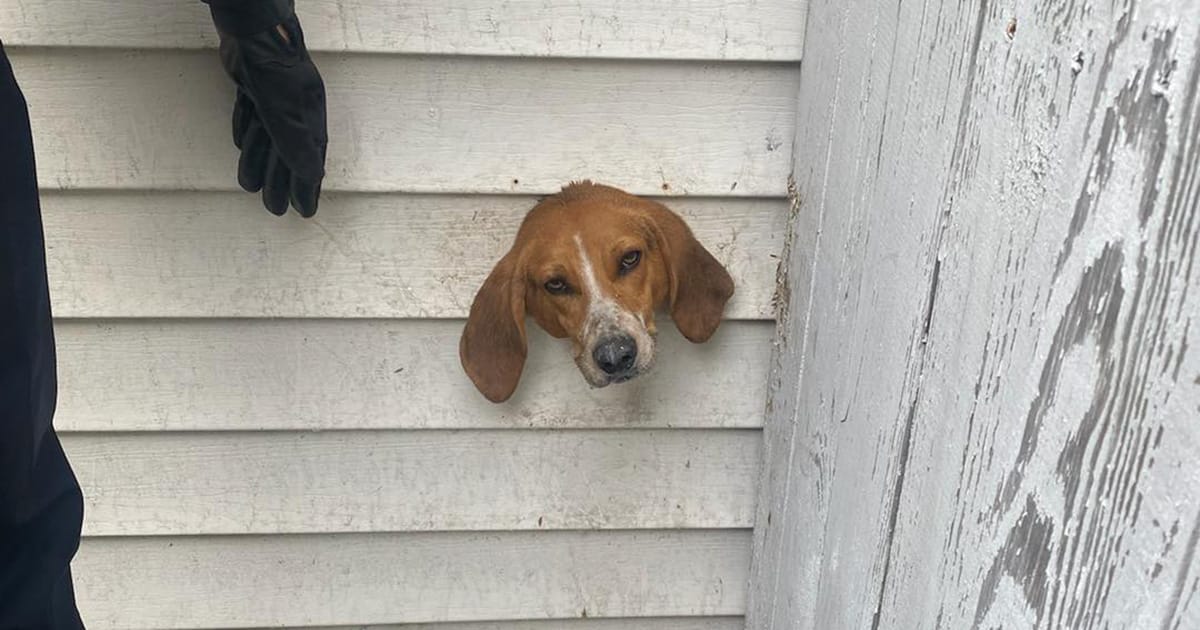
[460,181,735,402]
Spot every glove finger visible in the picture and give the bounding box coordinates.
[232,91,256,150]
[237,118,271,193]
[290,176,321,218]
[250,50,328,182]
[262,151,292,216]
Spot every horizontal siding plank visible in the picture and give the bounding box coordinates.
[218,620,744,630]
[42,192,782,319]
[75,530,750,628]
[68,429,760,535]
[0,0,805,61]
[55,320,771,431]
[12,49,797,196]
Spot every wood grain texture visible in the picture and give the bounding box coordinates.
[66,429,759,535]
[747,0,943,624]
[54,320,770,431]
[10,49,797,196]
[0,0,805,61]
[74,530,750,628]
[749,0,1200,628]
[41,192,782,319]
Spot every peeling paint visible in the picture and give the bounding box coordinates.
[749,0,1200,628]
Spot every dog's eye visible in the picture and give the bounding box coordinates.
[544,278,569,294]
[619,250,642,274]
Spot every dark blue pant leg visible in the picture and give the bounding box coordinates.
[0,41,85,630]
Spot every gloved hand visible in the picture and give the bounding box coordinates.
[213,6,327,217]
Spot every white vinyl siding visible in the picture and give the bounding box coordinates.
[3,1,803,627]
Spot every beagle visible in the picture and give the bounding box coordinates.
[460,181,735,402]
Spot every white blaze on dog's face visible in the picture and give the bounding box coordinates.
[460,181,735,403]
[570,232,657,386]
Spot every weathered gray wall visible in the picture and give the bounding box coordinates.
[749,0,1200,628]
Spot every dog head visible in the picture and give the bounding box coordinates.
[460,181,735,403]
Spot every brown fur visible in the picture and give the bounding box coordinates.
[460,181,734,402]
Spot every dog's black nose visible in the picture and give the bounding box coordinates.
[593,335,637,375]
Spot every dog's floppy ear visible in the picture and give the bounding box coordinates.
[460,252,528,403]
[643,201,735,342]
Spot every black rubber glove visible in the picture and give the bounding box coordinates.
[212,4,327,217]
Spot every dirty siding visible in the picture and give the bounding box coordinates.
[1,1,805,628]
[750,0,1200,628]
